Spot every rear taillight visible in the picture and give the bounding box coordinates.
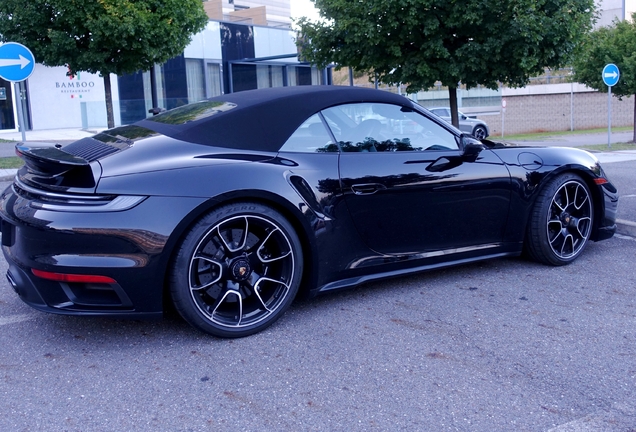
[31,269,116,284]
[593,178,608,185]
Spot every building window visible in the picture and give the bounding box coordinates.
[206,63,223,98]
[186,59,206,103]
[0,78,16,130]
[288,66,322,86]
[256,65,284,89]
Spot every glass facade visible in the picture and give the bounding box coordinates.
[117,19,321,124]
[0,78,16,130]
[288,66,321,86]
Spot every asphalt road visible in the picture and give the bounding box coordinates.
[0,178,635,431]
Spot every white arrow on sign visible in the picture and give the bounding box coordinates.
[0,54,31,69]
[604,71,618,80]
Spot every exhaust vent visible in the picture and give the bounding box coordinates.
[62,138,129,162]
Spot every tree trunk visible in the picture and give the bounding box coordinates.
[448,86,459,128]
[103,74,115,129]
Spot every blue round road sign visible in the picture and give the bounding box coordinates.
[602,63,620,87]
[0,42,35,82]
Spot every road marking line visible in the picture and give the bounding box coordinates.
[549,403,636,431]
[548,415,607,431]
[0,313,37,326]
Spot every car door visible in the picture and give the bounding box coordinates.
[324,102,512,256]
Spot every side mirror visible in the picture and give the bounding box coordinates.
[460,114,467,120]
[461,135,485,162]
[426,136,485,172]
[148,107,166,115]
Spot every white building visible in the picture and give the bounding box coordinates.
[203,0,291,27]
[0,0,323,132]
[596,0,636,26]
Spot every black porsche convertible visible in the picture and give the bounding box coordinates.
[0,86,618,337]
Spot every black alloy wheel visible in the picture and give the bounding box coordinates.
[170,202,303,337]
[472,125,488,140]
[525,173,593,266]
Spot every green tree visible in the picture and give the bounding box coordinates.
[297,0,595,129]
[0,0,208,128]
[573,14,636,142]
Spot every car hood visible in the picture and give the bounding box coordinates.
[481,139,525,148]
[483,141,602,172]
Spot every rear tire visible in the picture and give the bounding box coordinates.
[170,202,303,337]
[525,173,593,266]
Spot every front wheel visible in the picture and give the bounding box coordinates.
[472,125,488,140]
[525,173,593,266]
[170,202,303,337]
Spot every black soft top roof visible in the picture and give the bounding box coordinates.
[134,85,414,152]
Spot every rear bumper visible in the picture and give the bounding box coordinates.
[0,186,207,317]
[594,182,619,241]
[4,260,162,319]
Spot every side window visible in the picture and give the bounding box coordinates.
[280,114,338,153]
[322,103,459,152]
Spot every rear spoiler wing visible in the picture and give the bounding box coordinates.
[15,144,99,191]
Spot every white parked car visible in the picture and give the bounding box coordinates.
[428,107,490,140]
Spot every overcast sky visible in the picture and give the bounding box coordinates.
[290,0,321,21]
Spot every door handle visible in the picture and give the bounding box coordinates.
[351,183,386,195]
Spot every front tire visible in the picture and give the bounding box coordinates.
[525,173,593,266]
[170,202,303,337]
[472,125,488,140]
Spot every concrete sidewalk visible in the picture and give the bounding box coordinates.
[507,130,636,165]
[0,128,103,178]
[0,127,103,144]
[1,127,635,237]
[508,130,635,147]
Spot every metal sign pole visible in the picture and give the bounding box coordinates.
[602,63,619,149]
[501,99,506,139]
[608,86,612,149]
[13,81,26,143]
[0,42,36,141]
[570,79,574,131]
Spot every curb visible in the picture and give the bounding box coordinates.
[0,170,17,182]
[616,219,636,238]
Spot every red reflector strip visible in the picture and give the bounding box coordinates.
[594,178,609,185]
[31,268,116,284]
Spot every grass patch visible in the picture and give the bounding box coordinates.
[0,157,24,169]
[0,138,15,143]
[578,142,636,152]
[503,127,633,141]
